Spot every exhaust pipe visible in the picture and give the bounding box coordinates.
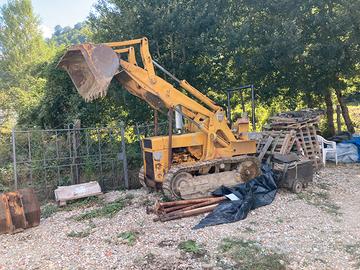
[175,105,183,133]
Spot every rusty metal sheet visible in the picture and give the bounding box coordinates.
[0,194,13,234]
[58,43,119,102]
[0,188,40,235]
[19,188,40,228]
[7,192,27,232]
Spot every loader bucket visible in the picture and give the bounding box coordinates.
[0,188,40,234]
[58,43,119,102]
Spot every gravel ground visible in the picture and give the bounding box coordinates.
[1,163,360,270]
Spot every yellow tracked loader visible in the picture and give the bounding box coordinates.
[58,37,260,199]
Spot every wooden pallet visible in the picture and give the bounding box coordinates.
[257,130,298,162]
[263,117,322,169]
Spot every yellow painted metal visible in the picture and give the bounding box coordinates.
[59,37,257,185]
[143,132,206,151]
[179,80,220,112]
[104,38,143,48]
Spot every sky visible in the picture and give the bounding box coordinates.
[0,0,98,38]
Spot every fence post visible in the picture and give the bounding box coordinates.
[11,128,18,190]
[72,119,81,184]
[120,122,129,189]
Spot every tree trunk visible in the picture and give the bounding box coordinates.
[324,90,335,136]
[336,105,342,132]
[334,88,355,134]
[304,92,314,108]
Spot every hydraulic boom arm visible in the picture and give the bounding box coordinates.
[58,37,254,160]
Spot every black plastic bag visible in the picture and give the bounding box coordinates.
[194,165,277,229]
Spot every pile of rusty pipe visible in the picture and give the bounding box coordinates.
[148,196,226,222]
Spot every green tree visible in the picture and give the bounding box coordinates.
[50,22,92,46]
[27,50,153,128]
[224,0,359,135]
[0,0,55,125]
[89,0,230,98]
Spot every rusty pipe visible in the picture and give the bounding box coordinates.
[158,197,216,208]
[163,204,192,213]
[167,196,226,215]
[148,203,192,215]
[159,204,219,222]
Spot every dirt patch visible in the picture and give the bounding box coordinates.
[0,163,359,270]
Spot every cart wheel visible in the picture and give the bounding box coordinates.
[291,180,303,193]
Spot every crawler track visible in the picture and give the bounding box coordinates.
[162,156,260,200]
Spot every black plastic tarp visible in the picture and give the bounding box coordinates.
[194,165,277,229]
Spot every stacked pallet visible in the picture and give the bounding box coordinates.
[262,110,322,169]
[256,130,300,162]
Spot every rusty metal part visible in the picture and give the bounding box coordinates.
[147,203,192,215]
[158,197,216,208]
[150,196,226,221]
[162,156,261,200]
[168,196,226,215]
[57,43,119,102]
[162,204,192,213]
[0,188,40,234]
[157,203,219,222]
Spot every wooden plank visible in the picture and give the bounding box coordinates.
[305,124,318,169]
[54,181,102,206]
[298,128,309,157]
[258,136,274,161]
[280,133,291,154]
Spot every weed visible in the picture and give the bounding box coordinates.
[63,196,102,211]
[322,202,341,215]
[314,191,329,200]
[73,198,127,221]
[345,242,360,268]
[244,227,256,233]
[317,182,332,191]
[88,220,97,229]
[67,229,91,238]
[144,252,156,264]
[118,231,138,246]
[124,193,135,200]
[178,240,206,256]
[137,220,145,227]
[276,218,284,224]
[142,198,154,206]
[41,204,58,219]
[297,190,341,216]
[104,238,113,245]
[218,238,288,270]
[313,257,327,264]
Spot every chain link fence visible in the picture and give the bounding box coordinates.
[0,121,165,201]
